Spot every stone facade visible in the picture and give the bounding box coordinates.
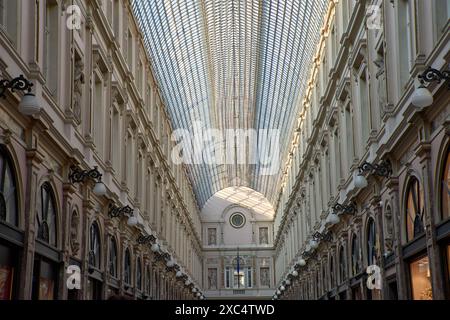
[0,0,449,301]
[0,0,202,300]
[274,0,450,300]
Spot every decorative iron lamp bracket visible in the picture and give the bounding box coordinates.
[418,66,450,87]
[332,202,357,215]
[312,231,332,242]
[358,160,392,178]
[108,203,133,218]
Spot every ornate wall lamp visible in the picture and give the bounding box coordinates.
[137,234,156,245]
[355,160,392,189]
[68,165,107,196]
[302,250,317,260]
[332,202,357,215]
[296,258,306,268]
[108,202,138,226]
[0,74,40,115]
[312,231,332,242]
[411,65,450,109]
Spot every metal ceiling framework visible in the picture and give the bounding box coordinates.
[131,0,328,208]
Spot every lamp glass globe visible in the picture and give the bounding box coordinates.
[329,213,340,225]
[93,182,107,196]
[127,215,138,227]
[411,85,433,109]
[19,93,41,116]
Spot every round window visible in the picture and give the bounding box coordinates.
[230,213,246,229]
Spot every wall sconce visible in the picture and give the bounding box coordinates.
[166,259,176,271]
[137,234,157,245]
[309,239,319,250]
[109,203,138,226]
[0,74,41,115]
[109,203,133,218]
[312,231,332,242]
[332,202,357,215]
[297,258,306,267]
[292,270,298,277]
[69,165,106,196]
[326,212,340,225]
[411,65,450,109]
[355,161,392,189]
[302,250,317,260]
[151,243,161,253]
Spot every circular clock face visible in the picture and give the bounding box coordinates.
[229,212,246,229]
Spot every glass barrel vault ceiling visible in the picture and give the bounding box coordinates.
[132,0,329,209]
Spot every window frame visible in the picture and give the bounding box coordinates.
[0,145,19,227]
[37,182,58,247]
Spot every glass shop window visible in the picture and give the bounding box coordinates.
[409,255,433,300]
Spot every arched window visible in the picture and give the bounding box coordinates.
[136,258,142,290]
[124,249,131,285]
[339,246,346,283]
[109,237,118,277]
[146,267,151,295]
[367,218,377,266]
[322,261,327,293]
[37,183,57,246]
[329,256,335,288]
[0,146,18,226]
[442,148,450,220]
[406,177,425,242]
[351,233,360,276]
[89,222,101,269]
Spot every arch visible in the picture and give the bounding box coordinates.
[89,221,102,270]
[37,182,58,247]
[404,175,425,242]
[0,144,19,227]
[202,187,275,220]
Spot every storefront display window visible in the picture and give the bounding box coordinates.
[32,258,56,300]
[442,148,450,220]
[409,255,433,300]
[0,243,16,300]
